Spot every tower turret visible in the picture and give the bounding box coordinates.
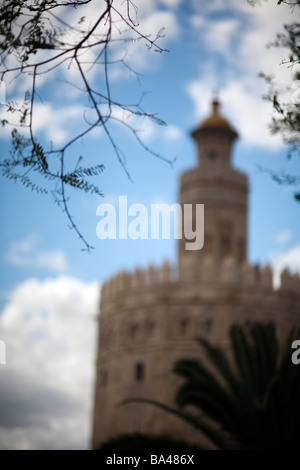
[192,99,238,169]
[179,99,248,279]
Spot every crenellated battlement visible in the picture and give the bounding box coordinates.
[280,268,300,291]
[101,261,177,300]
[100,257,300,303]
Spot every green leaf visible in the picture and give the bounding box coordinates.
[294,193,300,201]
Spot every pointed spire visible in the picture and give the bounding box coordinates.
[212,86,219,103]
[212,98,220,116]
[211,87,220,115]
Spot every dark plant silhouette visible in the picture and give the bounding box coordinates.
[121,323,300,450]
[97,432,203,451]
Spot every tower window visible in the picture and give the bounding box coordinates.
[207,151,217,160]
[145,320,155,337]
[100,370,108,387]
[237,238,245,262]
[130,324,138,340]
[219,220,233,258]
[205,318,213,333]
[220,235,231,258]
[135,362,145,381]
[180,318,189,335]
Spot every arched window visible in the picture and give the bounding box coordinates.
[180,318,189,335]
[145,319,155,337]
[220,220,233,258]
[130,324,138,340]
[205,317,213,333]
[135,362,145,381]
[241,311,252,331]
[207,151,217,160]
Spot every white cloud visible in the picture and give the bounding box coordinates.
[189,15,205,29]
[0,100,83,145]
[275,229,292,245]
[237,5,297,85]
[138,120,183,143]
[160,0,182,7]
[7,234,71,273]
[202,18,240,55]
[268,242,300,289]
[202,0,229,12]
[221,81,283,149]
[98,102,182,143]
[129,10,179,68]
[0,276,99,449]
[106,9,180,80]
[32,102,83,145]
[164,124,183,141]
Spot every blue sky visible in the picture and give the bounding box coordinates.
[0,0,299,449]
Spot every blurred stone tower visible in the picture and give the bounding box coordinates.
[91,99,300,449]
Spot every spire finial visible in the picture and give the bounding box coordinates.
[212,88,220,115]
[212,87,219,103]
